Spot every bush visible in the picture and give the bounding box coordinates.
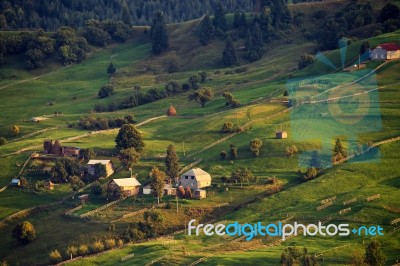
[11,221,36,245]
[91,241,105,253]
[78,244,89,256]
[66,246,78,257]
[304,167,318,180]
[0,137,6,146]
[104,239,116,249]
[220,151,227,159]
[98,85,114,98]
[49,250,62,264]
[221,122,234,133]
[117,239,124,247]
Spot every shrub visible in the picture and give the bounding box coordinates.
[0,137,6,146]
[11,221,36,245]
[49,250,62,264]
[91,241,105,253]
[221,122,234,133]
[117,239,124,247]
[78,244,89,256]
[304,167,318,180]
[66,246,78,257]
[220,151,227,159]
[104,239,116,249]
[98,85,114,98]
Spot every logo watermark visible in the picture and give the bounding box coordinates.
[187,219,384,241]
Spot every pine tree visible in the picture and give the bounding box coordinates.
[252,22,264,55]
[222,35,237,66]
[333,138,346,161]
[239,13,247,27]
[165,144,179,180]
[151,11,169,54]
[107,62,116,74]
[212,2,227,32]
[365,240,386,266]
[199,15,214,46]
[233,11,241,28]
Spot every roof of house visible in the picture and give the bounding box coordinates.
[111,178,141,187]
[374,43,400,51]
[181,168,211,181]
[87,160,112,165]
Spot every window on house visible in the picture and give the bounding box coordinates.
[191,176,195,179]
[185,176,188,179]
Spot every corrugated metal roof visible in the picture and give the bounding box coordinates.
[375,43,400,51]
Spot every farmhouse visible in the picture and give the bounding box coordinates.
[180,168,212,190]
[108,178,141,197]
[371,43,400,60]
[276,131,288,139]
[87,160,115,178]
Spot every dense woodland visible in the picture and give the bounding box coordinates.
[0,0,254,30]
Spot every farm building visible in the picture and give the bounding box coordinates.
[108,178,141,197]
[78,194,89,203]
[193,189,207,200]
[371,43,400,60]
[43,140,80,157]
[276,131,288,139]
[180,168,212,190]
[142,183,177,196]
[167,104,177,116]
[87,160,115,178]
[10,178,20,186]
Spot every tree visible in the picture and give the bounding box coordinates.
[365,240,385,266]
[230,144,238,159]
[213,2,227,32]
[70,176,85,192]
[189,87,214,108]
[231,167,253,186]
[66,246,78,259]
[80,148,96,161]
[91,181,103,196]
[222,92,240,108]
[9,125,20,137]
[221,122,234,133]
[151,11,169,54]
[118,147,141,169]
[165,145,179,180]
[233,11,241,28]
[333,138,347,162]
[360,41,370,56]
[304,167,318,180]
[98,84,114,98]
[165,80,182,96]
[115,124,145,152]
[51,160,68,183]
[163,52,182,73]
[222,35,237,66]
[107,62,116,74]
[188,75,200,89]
[380,3,400,22]
[199,71,208,83]
[199,15,214,45]
[104,184,122,201]
[177,185,186,198]
[249,138,263,157]
[144,209,164,234]
[0,137,6,146]
[298,54,315,70]
[149,167,166,204]
[94,163,107,178]
[12,221,36,245]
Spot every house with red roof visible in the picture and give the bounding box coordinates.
[371,43,400,60]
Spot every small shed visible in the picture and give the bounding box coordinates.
[10,178,20,186]
[78,194,89,203]
[276,131,288,139]
[193,189,206,200]
[143,184,152,195]
[167,105,177,116]
[45,180,55,190]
